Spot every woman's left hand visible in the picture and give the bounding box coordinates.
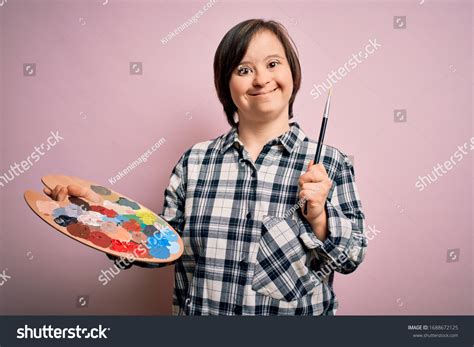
[298,160,332,224]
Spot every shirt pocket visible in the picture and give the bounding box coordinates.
[251,215,319,302]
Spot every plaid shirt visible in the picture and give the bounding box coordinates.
[138,121,367,315]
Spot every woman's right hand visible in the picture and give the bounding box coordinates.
[43,184,103,203]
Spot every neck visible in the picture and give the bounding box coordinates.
[237,116,291,149]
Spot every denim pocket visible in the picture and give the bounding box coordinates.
[251,215,319,302]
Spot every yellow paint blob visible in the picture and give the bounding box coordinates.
[135,209,157,225]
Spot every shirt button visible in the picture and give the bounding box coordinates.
[246,212,251,219]
[185,298,191,307]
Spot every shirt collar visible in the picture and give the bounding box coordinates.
[219,121,306,155]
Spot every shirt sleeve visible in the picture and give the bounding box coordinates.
[133,150,188,269]
[296,152,368,275]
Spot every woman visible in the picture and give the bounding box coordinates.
[45,19,368,315]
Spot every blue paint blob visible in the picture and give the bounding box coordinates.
[146,238,155,248]
[154,233,170,246]
[115,215,129,224]
[167,241,180,254]
[54,215,78,227]
[52,207,68,218]
[52,204,85,219]
[161,227,178,242]
[146,233,171,252]
[64,204,85,218]
[146,236,159,249]
[117,197,140,210]
[149,246,170,259]
[157,237,170,247]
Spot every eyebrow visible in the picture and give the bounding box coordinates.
[238,54,285,65]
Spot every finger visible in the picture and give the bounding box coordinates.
[67,184,89,197]
[58,186,68,201]
[299,169,330,186]
[67,185,102,203]
[301,182,323,194]
[43,187,52,196]
[306,160,314,172]
[52,186,61,201]
[308,163,328,175]
[299,186,325,202]
[299,189,325,208]
[302,179,332,192]
[52,185,63,200]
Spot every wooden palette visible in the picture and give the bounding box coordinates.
[24,174,183,263]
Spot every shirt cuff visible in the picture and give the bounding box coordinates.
[296,201,358,274]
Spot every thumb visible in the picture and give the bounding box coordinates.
[307,160,314,171]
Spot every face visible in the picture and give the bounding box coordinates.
[229,30,293,125]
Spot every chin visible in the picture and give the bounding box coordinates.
[254,104,286,115]
[250,109,287,122]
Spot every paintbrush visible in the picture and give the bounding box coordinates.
[303,88,332,215]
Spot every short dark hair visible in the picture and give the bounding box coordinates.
[213,19,302,128]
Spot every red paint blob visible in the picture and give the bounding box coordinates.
[89,205,118,218]
[124,241,139,252]
[109,239,128,252]
[88,231,112,248]
[109,239,142,254]
[122,219,141,232]
[67,223,91,239]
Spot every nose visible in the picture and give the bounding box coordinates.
[252,68,271,88]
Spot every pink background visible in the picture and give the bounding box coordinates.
[0,0,472,315]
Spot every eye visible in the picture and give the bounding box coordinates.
[237,65,252,76]
[268,60,280,68]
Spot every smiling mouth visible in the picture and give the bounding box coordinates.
[249,87,279,96]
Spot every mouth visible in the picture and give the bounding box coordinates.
[249,87,279,96]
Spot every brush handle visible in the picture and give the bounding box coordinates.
[303,117,328,215]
